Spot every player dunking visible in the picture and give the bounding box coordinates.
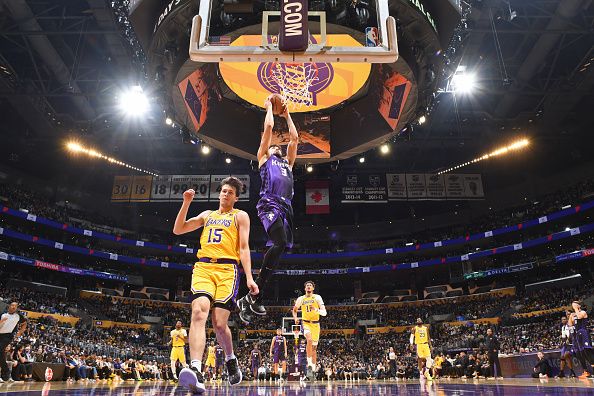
[237,95,298,324]
[250,344,261,381]
[293,281,326,370]
[410,318,433,380]
[269,328,288,382]
[168,321,188,380]
[173,177,258,393]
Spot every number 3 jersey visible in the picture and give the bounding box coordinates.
[197,209,240,261]
[260,155,294,201]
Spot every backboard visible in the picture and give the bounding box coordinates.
[189,0,397,63]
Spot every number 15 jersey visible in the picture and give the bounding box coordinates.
[197,209,240,261]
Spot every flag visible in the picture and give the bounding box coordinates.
[306,180,330,214]
[209,36,231,46]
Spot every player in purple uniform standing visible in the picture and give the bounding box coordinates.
[237,95,298,323]
[250,344,261,381]
[569,300,594,378]
[297,337,308,380]
[269,329,288,382]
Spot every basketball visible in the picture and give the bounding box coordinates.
[270,93,285,115]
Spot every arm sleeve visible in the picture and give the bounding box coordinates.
[316,295,327,316]
[294,296,303,310]
[409,333,415,345]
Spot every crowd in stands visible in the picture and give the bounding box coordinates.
[1,178,593,257]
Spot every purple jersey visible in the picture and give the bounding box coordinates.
[260,155,294,201]
[297,342,307,365]
[251,350,260,366]
[574,315,592,352]
[215,346,224,365]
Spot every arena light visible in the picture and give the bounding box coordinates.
[118,85,149,116]
[418,115,426,125]
[65,141,158,176]
[359,156,365,163]
[380,144,390,154]
[437,138,530,175]
[165,117,173,125]
[225,157,232,164]
[201,145,211,155]
[450,66,476,94]
[306,165,313,173]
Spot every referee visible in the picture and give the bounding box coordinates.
[0,301,27,382]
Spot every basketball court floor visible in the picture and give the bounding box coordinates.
[1,379,593,395]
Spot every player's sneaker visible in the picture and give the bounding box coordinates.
[236,297,254,324]
[226,357,242,385]
[179,367,205,394]
[245,293,267,316]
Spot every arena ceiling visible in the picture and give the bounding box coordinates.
[0,0,593,178]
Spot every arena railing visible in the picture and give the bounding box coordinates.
[1,199,593,259]
[1,222,593,273]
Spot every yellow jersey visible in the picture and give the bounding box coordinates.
[414,325,429,345]
[296,294,325,322]
[197,209,240,261]
[170,328,187,347]
[207,346,216,359]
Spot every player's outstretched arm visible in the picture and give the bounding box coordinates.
[282,107,299,168]
[257,96,274,166]
[172,189,209,235]
[236,211,259,295]
[292,297,303,324]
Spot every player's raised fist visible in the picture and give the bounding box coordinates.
[264,96,272,110]
[183,189,195,202]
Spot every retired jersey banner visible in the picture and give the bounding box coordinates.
[306,181,330,214]
[341,173,388,203]
[112,175,249,203]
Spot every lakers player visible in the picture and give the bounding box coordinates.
[292,281,326,370]
[174,177,258,394]
[204,341,216,380]
[410,318,433,380]
[168,321,188,380]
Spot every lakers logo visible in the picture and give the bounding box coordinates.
[218,34,371,112]
[257,62,333,106]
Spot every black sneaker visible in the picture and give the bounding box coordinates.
[246,294,267,316]
[236,297,254,324]
[179,367,205,394]
[226,358,242,386]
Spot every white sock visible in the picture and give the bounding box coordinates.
[191,360,202,372]
[225,354,236,362]
[307,357,313,366]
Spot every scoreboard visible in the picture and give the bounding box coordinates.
[111,174,251,203]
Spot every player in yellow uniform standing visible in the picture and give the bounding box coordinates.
[410,317,433,380]
[292,281,326,370]
[168,321,188,380]
[204,341,216,380]
[173,177,258,394]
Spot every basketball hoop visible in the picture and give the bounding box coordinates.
[292,324,301,341]
[269,62,320,110]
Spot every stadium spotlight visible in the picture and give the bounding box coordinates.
[359,156,365,163]
[380,144,390,154]
[118,85,149,116]
[418,115,426,125]
[306,165,313,173]
[225,157,232,164]
[201,145,211,155]
[66,142,84,153]
[451,66,476,94]
[165,117,173,125]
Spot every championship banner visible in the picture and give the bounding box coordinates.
[386,173,407,200]
[425,174,446,199]
[306,180,330,214]
[444,174,484,198]
[405,174,427,199]
[340,173,388,203]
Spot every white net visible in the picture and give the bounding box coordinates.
[269,62,319,109]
